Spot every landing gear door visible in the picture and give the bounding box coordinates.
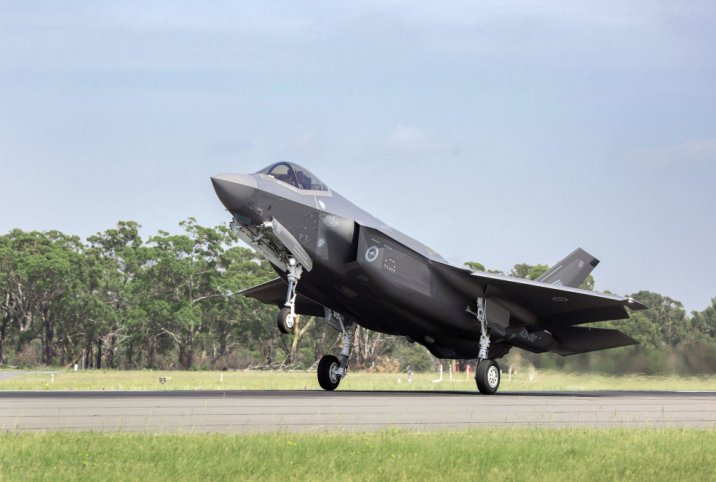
[271,217,314,272]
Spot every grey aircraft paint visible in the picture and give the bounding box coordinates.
[211,162,647,392]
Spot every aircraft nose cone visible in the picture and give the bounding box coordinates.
[210,173,258,211]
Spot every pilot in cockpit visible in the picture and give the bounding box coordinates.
[295,170,312,190]
[259,162,328,192]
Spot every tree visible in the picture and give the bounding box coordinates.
[463,261,504,275]
[1,230,87,365]
[510,263,549,280]
[464,261,485,272]
[606,311,664,349]
[691,298,716,338]
[1,221,713,375]
[580,275,595,291]
[213,242,276,367]
[86,221,146,368]
[0,233,15,365]
[509,262,595,290]
[141,218,275,369]
[627,291,689,346]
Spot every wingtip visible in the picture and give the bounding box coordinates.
[626,297,648,311]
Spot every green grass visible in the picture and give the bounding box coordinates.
[2,368,716,392]
[1,429,715,481]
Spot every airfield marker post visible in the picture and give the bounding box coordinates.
[433,363,443,383]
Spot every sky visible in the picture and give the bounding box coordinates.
[1,1,714,311]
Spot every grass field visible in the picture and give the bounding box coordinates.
[2,368,716,392]
[1,429,715,481]
[2,371,715,481]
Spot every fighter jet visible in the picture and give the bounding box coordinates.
[211,162,646,394]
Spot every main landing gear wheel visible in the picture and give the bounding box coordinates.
[277,307,295,334]
[476,359,500,395]
[317,354,341,391]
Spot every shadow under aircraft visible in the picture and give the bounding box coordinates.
[211,162,646,394]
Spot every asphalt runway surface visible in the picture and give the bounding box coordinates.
[1,390,715,433]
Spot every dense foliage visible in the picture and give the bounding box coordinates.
[1,220,714,374]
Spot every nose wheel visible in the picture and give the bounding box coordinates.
[277,307,296,334]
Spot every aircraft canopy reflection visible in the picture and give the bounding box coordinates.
[257,162,328,192]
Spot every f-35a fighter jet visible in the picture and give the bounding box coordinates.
[211,162,646,394]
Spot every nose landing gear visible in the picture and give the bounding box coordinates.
[277,258,303,334]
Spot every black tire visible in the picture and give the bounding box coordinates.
[277,307,294,334]
[476,359,500,395]
[317,354,341,391]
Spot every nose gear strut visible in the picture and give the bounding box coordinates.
[277,258,303,334]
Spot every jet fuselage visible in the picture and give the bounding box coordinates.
[211,168,484,358]
[211,162,645,364]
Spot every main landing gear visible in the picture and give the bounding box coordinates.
[317,355,341,391]
[474,297,501,395]
[270,256,354,391]
[277,258,303,334]
[476,359,501,395]
[317,312,355,391]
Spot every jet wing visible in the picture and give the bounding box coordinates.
[474,270,645,329]
[240,278,325,317]
[438,265,646,330]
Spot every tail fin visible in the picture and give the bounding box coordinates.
[536,247,599,288]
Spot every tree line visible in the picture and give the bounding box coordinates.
[1,220,715,374]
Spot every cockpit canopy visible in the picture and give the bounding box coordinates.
[257,162,328,191]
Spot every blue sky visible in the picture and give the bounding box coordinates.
[1,1,714,311]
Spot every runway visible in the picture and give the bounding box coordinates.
[1,390,715,433]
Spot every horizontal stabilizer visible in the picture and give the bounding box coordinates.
[551,326,638,356]
[241,278,325,316]
[536,247,599,288]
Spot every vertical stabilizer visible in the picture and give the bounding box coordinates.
[536,248,599,288]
